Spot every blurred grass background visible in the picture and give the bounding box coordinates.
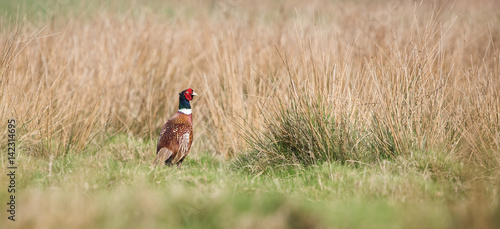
[1,0,500,228]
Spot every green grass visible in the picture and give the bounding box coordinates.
[0,134,482,229]
[0,0,194,21]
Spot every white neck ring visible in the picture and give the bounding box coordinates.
[178,108,192,115]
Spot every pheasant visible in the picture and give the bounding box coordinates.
[153,88,197,168]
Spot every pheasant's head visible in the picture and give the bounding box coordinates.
[181,88,198,101]
[178,88,197,113]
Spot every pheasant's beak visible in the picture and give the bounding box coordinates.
[192,92,198,97]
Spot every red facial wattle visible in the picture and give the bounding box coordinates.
[184,92,193,101]
[184,88,195,101]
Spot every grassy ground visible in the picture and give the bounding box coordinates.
[0,133,495,228]
[0,134,466,228]
[1,0,500,228]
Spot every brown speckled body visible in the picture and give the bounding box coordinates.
[156,112,193,166]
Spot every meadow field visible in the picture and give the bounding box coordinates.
[1,0,500,228]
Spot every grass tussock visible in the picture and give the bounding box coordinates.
[236,89,361,172]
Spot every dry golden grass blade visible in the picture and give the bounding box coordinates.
[0,0,497,168]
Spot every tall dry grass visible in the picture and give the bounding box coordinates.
[0,0,498,169]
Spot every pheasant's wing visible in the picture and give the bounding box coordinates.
[171,131,191,164]
[152,147,173,167]
[157,119,179,153]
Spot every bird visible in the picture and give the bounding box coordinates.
[153,88,197,168]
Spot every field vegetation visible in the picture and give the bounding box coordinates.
[1,0,499,228]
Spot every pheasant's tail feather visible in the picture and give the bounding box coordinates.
[172,152,183,164]
[172,133,191,164]
[151,148,173,167]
